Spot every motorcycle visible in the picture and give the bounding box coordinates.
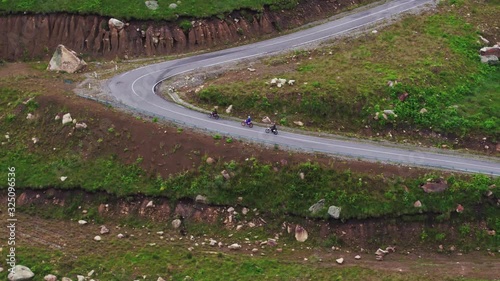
[241,120,254,128]
[265,127,278,135]
[208,112,220,120]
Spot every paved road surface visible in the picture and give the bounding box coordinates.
[107,0,500,176]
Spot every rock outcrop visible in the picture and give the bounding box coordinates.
[0,0,375,60]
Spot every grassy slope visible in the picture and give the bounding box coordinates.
[0,0,297,20]
[188,0,499,141]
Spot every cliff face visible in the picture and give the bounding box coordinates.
[0,0,373,60]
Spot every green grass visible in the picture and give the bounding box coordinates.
[186,0,500,140]
[0,0,299,21]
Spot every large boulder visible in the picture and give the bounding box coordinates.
[308,199,325,214]
[328,205,342,219]
[47,45,86,73]
[145,1,159,10]
[8,265,35,281]
[480,46,500,57]
[108,18,125,30]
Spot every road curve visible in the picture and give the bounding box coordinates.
[107,0,500,176]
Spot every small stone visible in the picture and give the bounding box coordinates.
[195,195,208,204]
[117,233,125,238]
[172,219,182,229]
[228,243,241,250]
[295,225,308,242]
[88,270,95,277]
[146,200,154,208]
[328,205,342,219]
[60,176,67,182]
[62,277,72,281]
[206,157,215,164]
[77,275,85,281]
[354,255,361,260]
[252,248,258,253]
[169,3,178,9]
[236,225,243,231]
[242,207,249,215]
[413,200,422,208]
[456,204,464,213]
[227,207,235,213]
[248,222,255,228]
[26,113,35,120]
[94,235,102,241]
[336,258,344,264]
[372,30,378,34]
[62,113,72,125]
[78,220,87,225]
[100,225,110,235]
[44,274,57,281]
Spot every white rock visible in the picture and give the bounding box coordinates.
[209,239,217,246]
[247,68,256,72]
[145,1,159,10]
[419,108,428,114]
[252,248,259,253]
[77,275,85,281]
[94,235,102,241]
[228,243,242,250]
[44,274,57,281]
[172,219,182,229]
[236,225,243,231]
[299,172,305,180]
[32,137,39,144]
[293,121,304,126]
[146,200,154,208]
[336,258,344,264]
[295,225,308,242]
[62,277,72,281]
[169,3,177,9]
[355,255,361,260]
[242,207,249,215]
[157,231,164,235]
[26,113,34,120]
[248,222,255,228]
[277,83,282,88]
[75,123,87,129]
[87,270,94,277]
[157,278,166,281]
[414,200,422,208]
[55,115,61,121]
[117,233,125,238]
[78,220,87,225]
[278,78,287,84]
[108,18,125,30]
[287,80,295,85]
[328,205,341,219]
[60,176,67,182]
[8,265,35,281]
[270,78,277,84]
[372,30,378,34]
[225,105,233,114]
[100,225,110,235]
[227,207,235,213]
[62,113,72,125]
[48,45,87,73]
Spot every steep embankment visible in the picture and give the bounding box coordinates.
[0,0,375,61]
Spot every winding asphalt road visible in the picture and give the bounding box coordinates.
[107,0,500,176]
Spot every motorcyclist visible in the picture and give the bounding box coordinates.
[246,116,252,125]
[270,122,277,133]
[211,108,218,117]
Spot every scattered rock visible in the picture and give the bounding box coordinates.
[336,258,344,264]
[195,195,208,204]
[419,108,428,114]
[221,170,231,180]
[293,121,304,126]
[8,265,35,281]
[236,225,243,231]
[248,222,255,228]
[62,113,72,125]
[62,277,72,281]
[75,123,87,129]
[456,204,464,213]
[247,68,256,72]
[398,92,409,101]
[146,200,154,208]
[26,113,34,120]
[94,235,101,241]
[228,243,241,250]
[480,55,499,64]
[421,179,448,193]
[242,207,249,215]
[206,157,215,164]
[372,30,378,34]
[157,277,166,281]
[117,233,125,238]
[87,270,94,277]
[60,176,67,182]
[55,115,61,121]
[100,225,110,235]
[383,109,396,116]
[375,248,388,256]
[145,1,159,10]
[261,116,272,123]
[108,18,125,30]
[354,255,361,260]
[209,239,217,246]
[77,275,85,281]
[413,200,422,208]
[172,219,182,229]
[480,46,500,57]
[328,205,341,219]
[44,274,57,281]
[169,3,178,9]
[288,80,295,85]
[295,225,308,242]
[252,248,259,253]
[308,199,325,214]
[78,220,87,225]
[225,105,233,114]
[227,207,235,213]
[299,172,305,180]
[479,35,490,45]
[277,248,283,253]
[267,238,277,247]
[47,45,87,73]
[487,230,496,236]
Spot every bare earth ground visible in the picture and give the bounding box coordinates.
[1,63,499,279]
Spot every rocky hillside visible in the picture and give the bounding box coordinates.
[0,0,375,61]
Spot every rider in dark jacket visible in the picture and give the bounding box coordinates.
[211,108,218,117]
[270,122,277,132]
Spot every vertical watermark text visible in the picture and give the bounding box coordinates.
[6,166,17,273]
